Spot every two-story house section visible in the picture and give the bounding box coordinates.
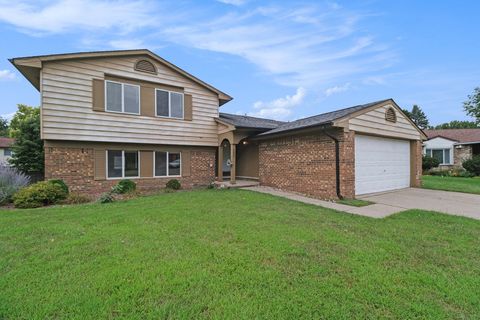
[10,50,233,194]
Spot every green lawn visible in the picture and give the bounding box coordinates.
[422,175,480,194]
[1,190,479,319]
[336,198,373,207]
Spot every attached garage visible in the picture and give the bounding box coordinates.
[355,135,411,195]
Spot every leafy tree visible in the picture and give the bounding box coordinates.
[434,120,478,129]
[402,108,412,119]
[8,104,40,138]
[0,116,8,136]
[464,87,480,124]
[409,105,430,129]
[8,106,44,174]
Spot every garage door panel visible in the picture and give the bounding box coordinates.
[355,135,410,195]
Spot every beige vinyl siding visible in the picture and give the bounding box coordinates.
[41,56,220,146]
[348,104,421,140]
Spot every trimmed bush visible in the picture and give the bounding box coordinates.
[166,179,181,190]
[62,193,91,205]
[422,155,440,171]
[48,179,69,195]
[111,179,136,194]
[13,181,68,208]
[0,165,30,205]
[463,155,480,176]
[98,192,115,204]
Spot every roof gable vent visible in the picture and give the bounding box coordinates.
[134,59,157,74]
[385,107,397,123]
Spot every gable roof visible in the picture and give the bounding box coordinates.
[9,49,232,106]
[219,113,285,130]
[424,129,480,144]
[0,137,14,148]
[258,99,392,137]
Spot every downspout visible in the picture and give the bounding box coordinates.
[323,128,343,200]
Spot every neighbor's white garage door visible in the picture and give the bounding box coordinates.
[355,135,410,195]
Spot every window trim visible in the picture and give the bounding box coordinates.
[154,88,184,120]
[153,151,182,178]
[106,150,141,180]
[104,80,141,115]
[425,148,452,165]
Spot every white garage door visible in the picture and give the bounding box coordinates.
[355,135,410,195]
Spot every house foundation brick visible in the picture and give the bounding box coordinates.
[258,129,355,200]
[45,144,215,197]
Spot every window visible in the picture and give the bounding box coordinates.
[4,148,12,156]
[105,80,140,114]
[155,89,184,119]
[154,151,181,177]
[107,150,139,179]
[425,148,451,165]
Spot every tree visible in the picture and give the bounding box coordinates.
[410,105,430,129]
[0,116,8,136]
[464,87,480,124]
[434,120,478,129]
[8,106,44,174]
[8,104,40,139]
[402,108,412,119]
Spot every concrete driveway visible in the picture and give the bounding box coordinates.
[359,188,480,220]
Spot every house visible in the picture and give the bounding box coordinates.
[0,137,14,165]
[10,49,426,199]
[423,129,480,168]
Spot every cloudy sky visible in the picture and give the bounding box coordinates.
[0,0,479,124]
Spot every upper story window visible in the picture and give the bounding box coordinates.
[155,89,184,119]
[105,80,140,115]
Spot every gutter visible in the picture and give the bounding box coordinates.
[322,129,343,200]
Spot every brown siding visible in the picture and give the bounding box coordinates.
[140,150,153,177]
[182,150,191,176]
[236,142,259,178]
[258,129,354,200]
[44,140,216,196]
[92,79,104,112]
[141,86,155,117]
[184,94,193,121]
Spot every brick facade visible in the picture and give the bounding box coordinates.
[411,140,422,188]
[45,144,216,197]
[453,145,472,167]
[258,129,355,200]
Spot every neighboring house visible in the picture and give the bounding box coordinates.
[0,137,14,165]
[423,129,480,168]
[11,49,426,199]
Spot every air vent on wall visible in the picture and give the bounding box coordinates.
[134,59,157,74]
[385,107,397,123]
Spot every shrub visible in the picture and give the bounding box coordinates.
[428,168,476,178]
[13,181,68,208]
[0,165,30,205]
[62,193,91,205]
[166,179,181,190]
[48,179,69,195]
[111,179,136,194]
[98,192,115,204]
[422,155,440,171]
[463,155,480,176]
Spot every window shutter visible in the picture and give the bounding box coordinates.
[140,151,154,177]
[184,94,193,121]
[181,150,191,177]
[94,149,106,180]
[92,79,105,112]
[141,86,155,117]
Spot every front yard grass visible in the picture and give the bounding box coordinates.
[422,175,480,194]
[1,189,479,319]
[336,198,373,207]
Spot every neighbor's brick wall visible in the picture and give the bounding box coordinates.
[454,145,471,167]
[258,129,355,200]
[45,146,215,197]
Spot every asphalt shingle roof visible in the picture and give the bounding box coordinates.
[219,113,285,130]
[258,99,391,136]
[424,129,480,144]
[0,137,14,148]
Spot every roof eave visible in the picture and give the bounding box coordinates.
[252,122,334,140]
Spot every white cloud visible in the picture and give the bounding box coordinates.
[250,87,306,120]
[325,83,350,96]
[0,70,16,81]
[216,0,246,6]
[0,0,158,35]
